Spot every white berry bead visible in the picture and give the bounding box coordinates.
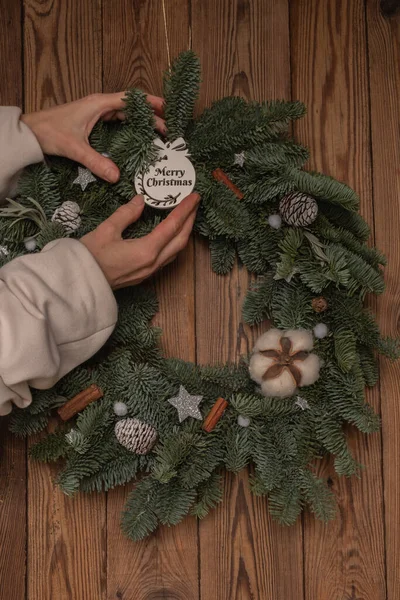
[268,214,282,229]
[24,236,37,252]
[313,323,329,339]
[113,401,128,417]
[237,415,250,427]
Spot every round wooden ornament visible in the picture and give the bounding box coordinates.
[134,137,196,209]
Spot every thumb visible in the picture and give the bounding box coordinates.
[105,196,145,234]
[71,141,120,183]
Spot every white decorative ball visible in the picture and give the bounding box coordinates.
[313,323,329,339]
[24,236,37,252]
[237,415,251,427]
[113,401,128,417]
[268,214,282,229]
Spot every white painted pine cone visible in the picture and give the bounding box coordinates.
[115,418,158,455]
[279,192,318,227]
[51,201,82,234]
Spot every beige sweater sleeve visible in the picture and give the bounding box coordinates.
[0,107,118,416]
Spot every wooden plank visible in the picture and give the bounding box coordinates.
[290,1,386,598]
[0,424,26,600]
[23,1,106,598]
[366,3,400,599]
[0,1,26,599]
[192,2,304,599]
[102,2,199,598]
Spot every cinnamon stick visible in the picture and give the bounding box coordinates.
[212,168,244,200]
[203,397,229,432]
[58,384,103,421]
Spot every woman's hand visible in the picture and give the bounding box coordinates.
[81,193,200,289]
[20,93,166,184]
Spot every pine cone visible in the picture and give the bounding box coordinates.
[279,192,318,227]
[312,296,328,313]
[51,201,82,234]
[114,418,158,455]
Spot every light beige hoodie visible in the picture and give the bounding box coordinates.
[0,107,117,416]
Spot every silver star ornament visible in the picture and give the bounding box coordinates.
[295,396,310,411]
[73,167,97,191]
[168,385,203,422]
[234,151,245,167]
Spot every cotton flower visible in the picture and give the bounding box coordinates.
[249,328,321,398]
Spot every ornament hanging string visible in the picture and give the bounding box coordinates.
[161,0,172,69]
[161,0,192,70]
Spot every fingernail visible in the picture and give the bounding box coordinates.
[192,193,201,204]
[105,167,119,183]
[22,398,31,408]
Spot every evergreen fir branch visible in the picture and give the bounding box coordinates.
[324,364,380,433]
[230,393,296,419]
[224,426,253,472]
[377,336,400,360]
[9,410,49,437]
[267,478,303,525]
[197,173,250,239]
[314,412,359,476]
[242,274,276,324]
[319,202,370,241]
[274,228,303,281]
[358,345,379,387]
[210,237,236,274]
[243,140,309,173]
[314,214,386,268]
[164,50,201,140]
[122,88,157,137]
[191,472,223,519]
[334,328,357,372]
[153,431,200,483]
[65,429,91,455]
[291,169,360,212]
[299,469,336,521]
[252,427,285,491]
[190,98,305,163]
[240,172,295,204]
[80,452,140,492]
[89,120,120,153]
[36,221,67,249]
[30,430,70,462]
[17,163,61,216]
[326,243,385,297]
[154,480,197,526]
[122,477,160,541]
[271,281,315,329]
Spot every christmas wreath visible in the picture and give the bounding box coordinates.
[2,51,398,541]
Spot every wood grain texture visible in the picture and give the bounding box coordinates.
[23,1,106,598]
[291,1,386,599]
[192,1,304,599]
[0,422,26,600]
[24,0,102,110]
[0,2,26,599]
[103,2,199,598]
[366,2,400,598]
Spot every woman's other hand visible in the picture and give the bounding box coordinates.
[81,193,200,289]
